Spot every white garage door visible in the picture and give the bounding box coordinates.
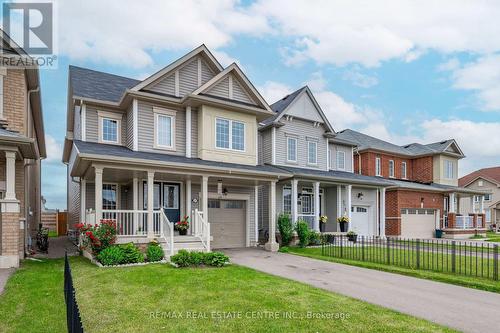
[350,206,373,236]
[208,199,246,249]
[401,209,436,239]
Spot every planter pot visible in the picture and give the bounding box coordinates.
[320,222,326,232]
[339,222,348,232]
[347,234,358,243]
[178,229,188,236]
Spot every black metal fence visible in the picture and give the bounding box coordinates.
[64,253,84,333]
[321,235,499,281]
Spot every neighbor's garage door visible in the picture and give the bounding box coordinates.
[208,199,246,249]
[400,209,437,239]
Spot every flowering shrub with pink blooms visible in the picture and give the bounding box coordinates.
[76,219,117,254]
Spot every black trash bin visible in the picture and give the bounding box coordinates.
[435,229,443,238]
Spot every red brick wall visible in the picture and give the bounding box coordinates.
[385,189,444,236]
[412,156,433,183]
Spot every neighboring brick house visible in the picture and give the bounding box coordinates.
[0,32,46,268]
[459,167,500,230]
[336,129,487,239]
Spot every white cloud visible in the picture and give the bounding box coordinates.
[342,68,379,88]
[44,135,62,164]
[437,58,460,72]
[257,81,293,104]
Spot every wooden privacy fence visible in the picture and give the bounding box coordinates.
[41,211,68,236]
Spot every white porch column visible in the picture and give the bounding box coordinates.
[313,181,320,232]
[147,171,155,239]
[80,179,86,222]
[132,177,138,233]
[336,185,342,219]
[379,188,386,237]
[291,178,298,223]
[4,151,16,200]
[265,181,279,251]
[185,106,191,158]
[449,192,456,213]
[470,196,475,213]
[480,195,485,213]
[201,175,208,216]
[186,178,192,234]
[346,185,352,229]
[254,185,259,245]
[94,166,103,222]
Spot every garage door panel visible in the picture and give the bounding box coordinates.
[401,209,436,239]
[208,200,246,249]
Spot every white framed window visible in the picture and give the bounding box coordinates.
[287,137,297,162]
[283,186,291,214]
[484,194,492,201]
[474,195,481,202]
[401,162,407,179]
[98,111,122,144]
[444,160,454,179]
[375,157,381,176]
[154,113,175,149]
[307,140,317,165]
[389,160,395,178]
[478,180,484,187]
[485,209,491,223]
[336,151,345,170]
[102,184,118,210]
[215,117,245,151]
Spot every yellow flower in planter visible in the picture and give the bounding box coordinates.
[336,216,350,223]
[319,215,328,223]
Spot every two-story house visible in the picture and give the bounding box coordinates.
[258,87,393,239]
[459,167,500,230]
[336,129,487,239]
[63,45,291,254]
[0,31,46,268]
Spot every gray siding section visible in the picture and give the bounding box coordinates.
[275,118,328,170]
[201,59,214,84]
[67,147,80,227]
[126,104,134,149]
[85,182,95,211]
[73,106,81,140]
[147,74,175,95]
[191,108,198,158]
[329,143,354,172]
[232,78,254,104]
[137,100,186,156]
[85,106,98,142]
[259,128,273,165]
[179,59,198,96]
[207,76,229,98]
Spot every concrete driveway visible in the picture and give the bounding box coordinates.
[225,248,500,333]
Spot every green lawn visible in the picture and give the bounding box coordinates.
[486,231,500,242]
[0,256,456,333]
[287,247,500,293]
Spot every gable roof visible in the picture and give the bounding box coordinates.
[132,44,223,92]
[263,86,334,132]
[337,129,465,158]
[192,63,271,112]
[459,167,500,187]
[69,66,140,103]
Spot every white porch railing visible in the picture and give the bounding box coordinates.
[194,209,210,252]
[455,215,474,229]
[159,210,174,256]
[102,210,149,236]
[85,210,96,224]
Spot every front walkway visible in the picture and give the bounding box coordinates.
[0,268,14,295]
[225,248,500,333]
[33,236,79,259]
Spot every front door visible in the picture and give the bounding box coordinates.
[143,182,181,223]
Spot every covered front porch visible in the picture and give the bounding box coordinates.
[443,190,488,239]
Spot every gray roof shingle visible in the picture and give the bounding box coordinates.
[261,87,306,126]
[69,66,140,103]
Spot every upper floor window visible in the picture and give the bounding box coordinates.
[389,160,395,178]
[98,111,122,144]
[154,108,176,150]
[474,195,481,202]
[283,186,291,214]
[375,157,381,176]
[307,140,317,165]
[484,194,491,201]
[444,160,454,179]
[216,118,245,151]
[287,137,297,162]
[336,151,345,170]
[401,162,407,179]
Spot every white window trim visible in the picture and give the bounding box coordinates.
[102,183,120,210]
[484,194,491,202]
[286,136,298,163]
[388,160,395,178]
[282,185,292,214]
[401,162,407,179]
[153,107,176,151]
[375,157,382,176]
[98,111,122,145]
[444,159,454,180]
[307,139,318,166]
[215,117,246,152]
[336,150,346,171]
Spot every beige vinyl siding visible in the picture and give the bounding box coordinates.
[232,78,254,104]
[73,105,81,140]
[259,128,273,165]
[191,107,198,158]
[137,100,186,155]
[206,76,229,98]
[329,143,353,172]
[67,147,80,227]
[275,118,327,169]
[126,103,134,149]
[178,59,198,96]
[146,74,175,96]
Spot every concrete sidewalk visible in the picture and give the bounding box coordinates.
[0,268,14,295]
[225,248,500,333]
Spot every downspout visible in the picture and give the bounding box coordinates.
[25,86,40,254]
[355,147,362,175]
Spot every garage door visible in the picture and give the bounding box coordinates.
[401,209,436,239]
[208,199,246,249]
[350,206,373,236]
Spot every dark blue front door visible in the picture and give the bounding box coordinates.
[143,182,180,223]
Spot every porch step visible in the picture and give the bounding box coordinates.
[174,236,202,243]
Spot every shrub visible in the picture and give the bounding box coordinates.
[278,246,289,253]
[203,252,229,267]
[295,220,310,247]
[119,243,144,264]
[308,231,321,246]
[277,213,293,246]
[170,250,191,267]
[146,241,164,262]
[189,251,205,266]
[76,219,117,254]
[97,245,125,266]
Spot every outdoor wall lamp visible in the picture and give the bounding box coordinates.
[357,192,364,200]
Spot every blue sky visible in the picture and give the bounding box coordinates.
[31,0,500,209]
